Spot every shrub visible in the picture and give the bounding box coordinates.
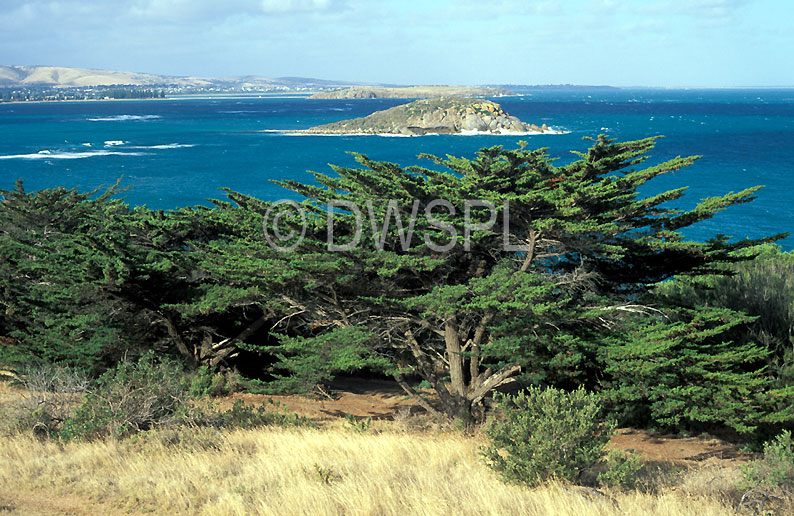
[212,399,314,430]
[188,366,232,398]
[597,449,645,490]
[59,353,191,441]
[741,430,794,493]
[345,414,371,433]
[481,386,616,487]
[1,365,88,436]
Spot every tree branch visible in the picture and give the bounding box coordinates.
[393,373,446,421]
[469,364,522,405]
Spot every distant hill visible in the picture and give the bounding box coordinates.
[293,97,560,136]
[308,86,513,99]
[485,84,620,90]
[0,66,200,87]
[0,65,371,90]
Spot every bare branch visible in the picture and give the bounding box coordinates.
[393,373,446,421]
[469,364,522,405]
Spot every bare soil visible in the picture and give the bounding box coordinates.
[217,377,417,420]
[217,377,751,468]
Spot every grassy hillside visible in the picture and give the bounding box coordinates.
[0,425,747,516]
[0,381,764,516]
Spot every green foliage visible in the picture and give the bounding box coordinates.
[482,387,616,486]
[2,136,789,432]
[212,399,314,430]
[30,354,311,441]
[344,414,372,433]
[0,180,294,373]
[59,353,191,441]
[0,181,158,371]
[188,366,232,398]
[741,430,794,492]
[262,326,392,394]
[655,243,794,387]
[597,449,645,490]
[600,306,793,434]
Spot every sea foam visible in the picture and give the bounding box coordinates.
[88,115,162,122]
[128,143,196,150]
[0,150,146,160]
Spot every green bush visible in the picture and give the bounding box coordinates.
[59,353,191,441]
[188,366,232,398]
[344,414,371,433]
[481,386,616,486]
[212,399,314,430]
[741,430,794,492]
[597,449,645,490]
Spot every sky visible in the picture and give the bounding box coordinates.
[0,0,792,87]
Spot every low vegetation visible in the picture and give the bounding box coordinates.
[1,356,312,443]
[0,420,768,515]
[482,387,615,486]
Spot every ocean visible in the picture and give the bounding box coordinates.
[1,89,793,248]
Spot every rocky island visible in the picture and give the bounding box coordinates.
[308,86,512,99]
[292,97,561,136]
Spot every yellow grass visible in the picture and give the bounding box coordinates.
[0,422,745,516]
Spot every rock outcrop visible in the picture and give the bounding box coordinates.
[293,97,561,136]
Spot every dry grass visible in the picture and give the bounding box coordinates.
[0,421,749,516]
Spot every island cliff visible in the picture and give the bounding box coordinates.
[292,97,560,136]
[308,86,512,99]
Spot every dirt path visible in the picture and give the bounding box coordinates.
[0,489,117,516]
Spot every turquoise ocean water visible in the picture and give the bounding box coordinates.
[1,89,793,248]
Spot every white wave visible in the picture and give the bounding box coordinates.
[81,143,92,147]
[127,143,196,150]
[0,150,146,160]
[87,115,162,122]
[104,140,128,147]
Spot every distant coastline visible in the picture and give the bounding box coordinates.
[0,92,316,104]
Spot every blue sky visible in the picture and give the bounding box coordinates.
[0,0,791,87]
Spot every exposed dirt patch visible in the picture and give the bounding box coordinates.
[0,489,115,516]
[610,428,750,466]
[213,377,750,468]
[215,377,418,420]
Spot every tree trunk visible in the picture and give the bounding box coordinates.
[445,315,466,397]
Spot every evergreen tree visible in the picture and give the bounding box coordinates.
[262,136,787,424]
[0,182,286,372]
[0,181,161,371]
